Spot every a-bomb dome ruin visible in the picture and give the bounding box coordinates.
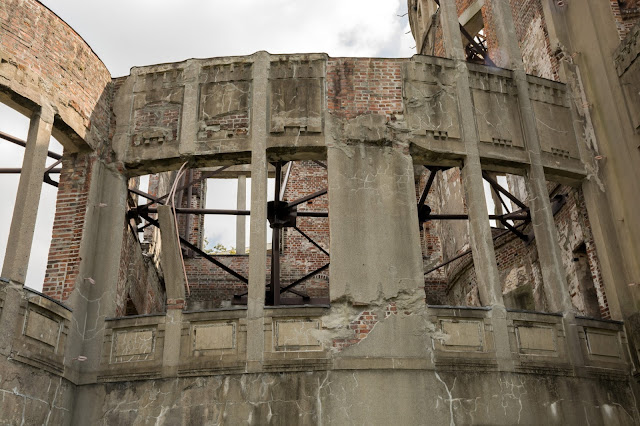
[1,0,640,424]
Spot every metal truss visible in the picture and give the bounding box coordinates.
[128,160,330,306]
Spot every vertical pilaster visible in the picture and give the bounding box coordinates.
[489,0,573,314]
[0,106,53,356]
[246,51,270,372]
[158,205,186,377]
[2,106,53,284]
[236,175,247,255]
[489,0,583,369]
[439,0,503,307]
[439,0,512,368]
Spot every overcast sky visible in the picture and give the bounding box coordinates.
[0,0,415,291]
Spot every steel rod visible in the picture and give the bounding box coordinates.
[293,226,330,256]
[296,211,328,218]
[279,263,330,294]
[139,207,250,216]
[0,130,62,160]
[419,168,437,206]
[482,171,528,210]
[0,168,61,173]
[287,188,328,208]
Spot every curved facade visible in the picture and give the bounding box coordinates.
[1,1,640,425]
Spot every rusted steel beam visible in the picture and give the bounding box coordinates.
[481,171,528,211]
[137,206,250,216]
[0,168,61,173]
[0,130,62,160]
[279,263,330,295]
[287,188,327,208]
[293,226,330,257]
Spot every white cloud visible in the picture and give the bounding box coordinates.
[0,1,416,290]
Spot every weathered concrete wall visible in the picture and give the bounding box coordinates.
[73,370,636,425]
[0,357,75,425]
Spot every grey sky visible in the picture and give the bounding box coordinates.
[0,0,415,291]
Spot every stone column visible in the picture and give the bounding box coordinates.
[438,0,512,368]
[1,106,53,284]
[488,0,573,314]
[158,206,186,377]
[488,0,584,369]
[438,0,503,307]
[236,175,247,255]
[246,51,270,371]
[0,106,53,356]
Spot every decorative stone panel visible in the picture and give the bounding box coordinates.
[11,291,72,376]
[438,319,484,351]
[274,319,322,351]
[404,58,461,142]
[468,66,525,149]
[269,58,325,135]
[129,67,185,159]
[197,62,252,141]
[192,321,236,352]
[111,328,156,363]
[575,317,631,371]
[24,310,61,349]
[528,76,580,160]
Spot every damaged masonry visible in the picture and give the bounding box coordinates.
[1,0,640,424]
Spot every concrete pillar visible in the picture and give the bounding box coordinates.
[65,163,128,385]
[438,0,512,368]
[488,0,584,370]
[489,0,573,314]
[236,175,247,254]
[1,106,53,284]
[0,107,53,356]
[439,0,503,308]
[246,51,270,371]
[327,144,424,304]
[158,205,186,377]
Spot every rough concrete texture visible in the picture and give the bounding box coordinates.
[327,143,424,303]
[0,359,75,425]
[73,370,636,425]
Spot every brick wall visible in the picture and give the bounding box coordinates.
[43,152,95,301]
[0,0,111,135]
[610,0,640,39]
[327,58,404,121]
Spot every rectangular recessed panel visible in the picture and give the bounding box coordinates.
[440,320,483,349]
[517,326,556,352]
[586,330,620,358]
[24,310,60,348]
[193,323,235,351]
[114,330,154,357]
[275,320,320,350]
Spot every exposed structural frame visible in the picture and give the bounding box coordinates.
[128,160,331,306]
[417,166,567,275]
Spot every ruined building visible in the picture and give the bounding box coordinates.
[1,0,640,423]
